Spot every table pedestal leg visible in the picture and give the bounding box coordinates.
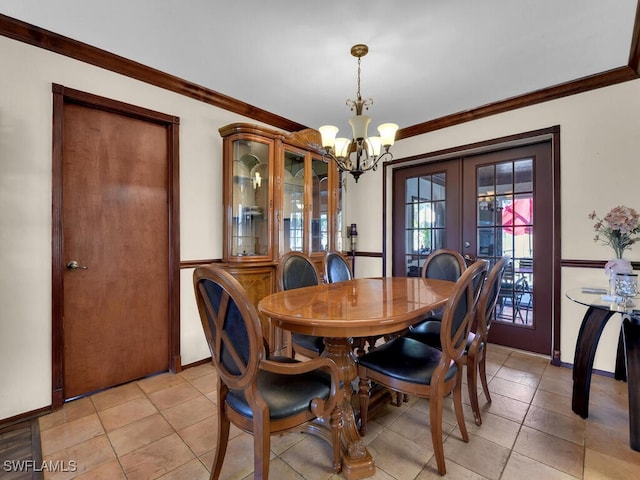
[572,306,616,418]
[322,337,375,480]
[623,317,640,451]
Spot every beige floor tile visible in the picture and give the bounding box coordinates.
[278,433,337,479]
[465,411,520,449]
[90,382,145,411]
[538,374,574,397]
[207,432,256,480]
[148,381,201,411]
[415,458,490,479]
[586,402,629,437]
[72,459,126,480]
[262,457,307,480]
[487,376,536,404]
[156,458,210,480]
[178,362,215,381]
[584,448,640,479]
[494,365,541,387]
[501,451,578,480]
[137,372,186,395]
[38,397,96,432]
[503,352,548,376]
[524,404,586,445]
[443,434,510,480]
[178,415,218,456]
[531,388,574,418]
[367,428,433,479]
[585,421,640,466]
[541,364,573,381]
[513,425,584,478]
[40,413,104,456]
[409,395,474,432]
[270,431,308,455]
[187,372,217,395]
[98,397,158,432]
[387,404,456,447]
[107,413,174,457]
[43,434,116,480]
[29,345,637,480]
[119,433,195,480]
[161,394,216,431]
[478,391,530,424]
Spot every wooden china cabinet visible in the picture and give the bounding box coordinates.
[219,123,343,353]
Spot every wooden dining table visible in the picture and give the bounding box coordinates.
[257,276,455,480]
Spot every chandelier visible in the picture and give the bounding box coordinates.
[319,44,398,183]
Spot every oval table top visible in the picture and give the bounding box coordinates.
[257,276,455,338]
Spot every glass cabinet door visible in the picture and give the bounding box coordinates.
[231,139,270,257]
[311,157,329,254]
[283,149,305,253]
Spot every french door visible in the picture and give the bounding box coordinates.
[392,141,554,354]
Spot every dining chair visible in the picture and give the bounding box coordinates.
[405,255,510,425]
[323,250,352,284]
[276,251,325,358]
[421,248,467,281]
[357,260,489,476]
[193,265,343,479]
[407,249,468,338]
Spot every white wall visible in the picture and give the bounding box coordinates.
[0,35,265,420]
[348,78,640,373]
[2,31,638,420]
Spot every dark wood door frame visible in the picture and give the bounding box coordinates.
[383,126,561,364]
[51,84,181,409]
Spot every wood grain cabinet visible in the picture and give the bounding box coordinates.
[219,123,343,353]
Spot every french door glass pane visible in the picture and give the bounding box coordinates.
[404,172,446,276]
[477,158,534,326]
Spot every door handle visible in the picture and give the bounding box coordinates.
[464,241,471,248]
[66,260,88,270]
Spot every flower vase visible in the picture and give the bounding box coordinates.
[605,258,633,294]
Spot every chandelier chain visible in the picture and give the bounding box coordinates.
[356,56,362,100]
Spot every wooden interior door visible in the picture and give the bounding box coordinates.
[52,85,180,403]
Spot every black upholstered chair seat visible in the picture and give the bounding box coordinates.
[407,319,478,354]
[291,333,325,355]
[227,357,332,420]
[357,336,458,385]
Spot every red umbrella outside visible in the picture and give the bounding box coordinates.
[502,198,532,235]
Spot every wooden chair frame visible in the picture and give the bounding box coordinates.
[193,265,342,479]
[358,260,488,476]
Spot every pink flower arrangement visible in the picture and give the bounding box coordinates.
[589,206,640,259]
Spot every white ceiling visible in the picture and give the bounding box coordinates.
[1,1,637,136]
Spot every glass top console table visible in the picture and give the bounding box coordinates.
[565,288,640,451]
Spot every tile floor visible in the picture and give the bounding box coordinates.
[37,345,640,479]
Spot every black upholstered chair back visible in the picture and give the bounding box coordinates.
[422,248,467,281]
[193,266,262,390]
[440,260,488,360]
[277,251,320,291]
[323,251,352,283]
[478,255,510,337]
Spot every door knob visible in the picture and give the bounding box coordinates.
[464,241,471,248]
[66,260,88,270]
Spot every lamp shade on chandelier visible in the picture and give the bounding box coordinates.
[319,44,398,182]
